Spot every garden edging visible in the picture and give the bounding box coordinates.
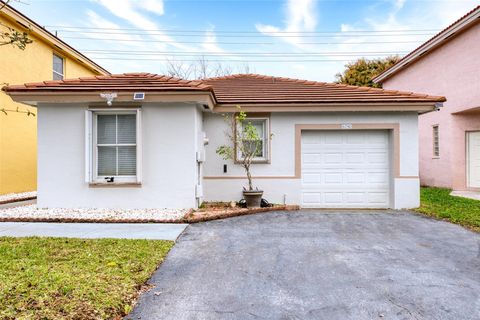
[0,206,299,224]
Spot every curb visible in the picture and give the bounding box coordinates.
[0,197,37,206]
[0,217,184,224]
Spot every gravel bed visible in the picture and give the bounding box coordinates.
[0,191,37,203]
[0,205,188,222]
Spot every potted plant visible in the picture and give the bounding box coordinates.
[216,107,266,208]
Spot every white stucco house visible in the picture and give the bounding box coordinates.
[4,73,445,210]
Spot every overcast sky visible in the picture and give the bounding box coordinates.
[12,0,479,81]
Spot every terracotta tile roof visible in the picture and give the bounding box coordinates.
[3,73,213,93]
[374,5,480,82]
[4,73,445,105]
[203,74,445,104]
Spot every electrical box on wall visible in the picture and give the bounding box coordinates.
[195,185,203,198]
[196,150,206,163]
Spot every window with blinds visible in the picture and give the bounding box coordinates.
[433,125,440,157]
[237,118,269,162]
[96,113,137,178]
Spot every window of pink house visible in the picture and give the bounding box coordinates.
[433,125,439,157]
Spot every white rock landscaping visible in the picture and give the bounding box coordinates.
[0,205,188,222]
[0,191,37,204]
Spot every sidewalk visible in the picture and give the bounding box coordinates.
[450,190,480,201]
[0,222,188,241]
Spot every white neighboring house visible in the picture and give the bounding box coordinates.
[4,73,445,210]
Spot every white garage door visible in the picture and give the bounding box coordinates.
[301,130,391,208]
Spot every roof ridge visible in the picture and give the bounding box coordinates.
[374,4,480,82]
[3,73,215,92]
[203,73,441,98]
[202,73,446,101]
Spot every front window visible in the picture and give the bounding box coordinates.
[237,118,269,162]
[433,125,439,157]
[53,54,64,80]
[92,112,139,183]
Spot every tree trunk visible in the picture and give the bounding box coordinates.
[245,164,253,191]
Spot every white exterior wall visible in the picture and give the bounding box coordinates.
[203,111,419,209]
[37,102,200,209]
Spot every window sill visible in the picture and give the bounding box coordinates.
[89,182,142,188]
[432,156,440,159]
[235,159,271,164]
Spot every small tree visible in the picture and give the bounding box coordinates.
[216,108,264,191]
[335,56,401,88]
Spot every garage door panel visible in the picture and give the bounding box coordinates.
[302,191,390,207]
[368,152,388,163]
[324,153,342,163]
[346,172,366,183]
[345,153,364,163]
[303,173,322,184]
[368,172,389,183]
[303,153,322,164]
[324,192,343,204]
[301,130,390,208]
[368,192,390,204]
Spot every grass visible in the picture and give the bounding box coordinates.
[0,237,173,320]
[416,187,480,232]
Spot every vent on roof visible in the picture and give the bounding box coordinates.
[133,92,145,100]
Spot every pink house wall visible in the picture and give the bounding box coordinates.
[382,22,480,190]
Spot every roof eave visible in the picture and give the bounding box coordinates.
[374,7,480,83]
[5,90,217,109]
[213,101,443,114]
[0,2,110,75]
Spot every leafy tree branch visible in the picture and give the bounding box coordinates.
[335,56,401,88]
[0,0,32,50]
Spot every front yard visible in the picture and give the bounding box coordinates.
[417,187,480,232]
[0,237,173,319]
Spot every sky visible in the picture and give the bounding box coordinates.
[11,0,480,81]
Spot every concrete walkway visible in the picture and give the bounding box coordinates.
[0,222,188,240]
[451,190,480,201]
[0,199,36,209]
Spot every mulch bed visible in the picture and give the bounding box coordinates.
[183,205,300,223]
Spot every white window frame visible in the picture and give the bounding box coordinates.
[85,109,142,184]
[53,53,64,80]
[433,125,440,158]
[236,117,270,163]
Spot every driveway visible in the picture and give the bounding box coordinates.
[128,210,480,320]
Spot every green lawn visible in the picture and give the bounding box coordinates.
[0,237,173,320]
[416,187,480,232]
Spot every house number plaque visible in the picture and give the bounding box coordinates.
[341,123,353,129]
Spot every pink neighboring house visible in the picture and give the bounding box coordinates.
[375,5,480,191]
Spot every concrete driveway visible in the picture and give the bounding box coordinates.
[128,210,480,320]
